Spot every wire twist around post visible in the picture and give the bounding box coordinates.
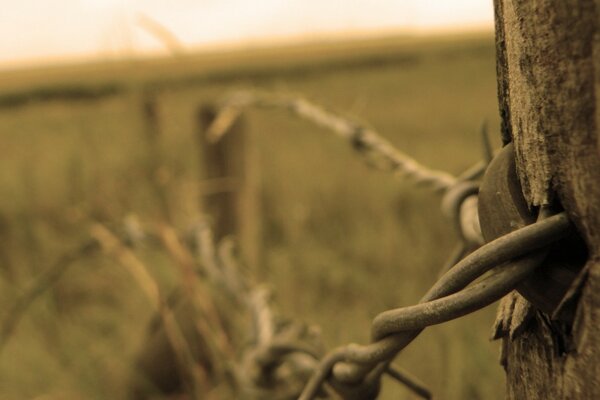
[299,211,572,400]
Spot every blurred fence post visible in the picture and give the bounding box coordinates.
[196,104,261,272]
[142,92,172,222]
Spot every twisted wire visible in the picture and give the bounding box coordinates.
[299,211,573,399]
[207,90,457,193]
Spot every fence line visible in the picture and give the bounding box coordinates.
[200,90,508,398]
[198,91,578,398]
[2,87,504,398]
[206,90,484,276]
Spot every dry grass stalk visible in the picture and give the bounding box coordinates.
[156,224,236,374]
[0,240,99,352]
[89,223,208,397]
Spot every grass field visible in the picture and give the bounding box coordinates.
[0,32,504,399]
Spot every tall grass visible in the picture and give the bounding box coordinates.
[0,33,503,399]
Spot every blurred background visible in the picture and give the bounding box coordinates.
[0,1,503,399]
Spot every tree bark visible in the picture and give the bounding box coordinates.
[493,0,600,398]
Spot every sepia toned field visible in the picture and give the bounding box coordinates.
[0,32,504,399]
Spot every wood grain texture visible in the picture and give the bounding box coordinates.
[493,0,600,398]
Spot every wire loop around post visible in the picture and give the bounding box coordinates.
[299,211,572,400]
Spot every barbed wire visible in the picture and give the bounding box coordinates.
[208,90,486,255]
[0,215,331,399]
[299,209,573,399]
[3,88,570,399]
[207,90,458,193]
[202,90,520,398]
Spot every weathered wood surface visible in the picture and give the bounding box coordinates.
[493,0,600,398]
[197,105,261,271]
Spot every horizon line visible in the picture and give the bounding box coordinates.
[0,24,493,73]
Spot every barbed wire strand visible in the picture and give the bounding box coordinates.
[330,208,564,380]
[206,90,515,398]
[208,90,486,253]
[299,210,572,399]
[207,90,458,193]
[191,222,331,399]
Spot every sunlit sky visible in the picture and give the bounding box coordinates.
[0,0,493,69]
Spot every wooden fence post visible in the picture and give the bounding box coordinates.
[493,0,600,398]
[196,105,260,272]
[142,92,172,222]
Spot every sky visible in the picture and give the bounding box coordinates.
[0,0,494,69]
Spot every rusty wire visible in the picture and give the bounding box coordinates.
[208,90,457,193]
[299,210,573,399]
